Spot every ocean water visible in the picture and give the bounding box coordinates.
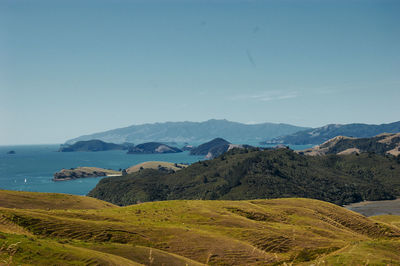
[0,143,313,196]
[0,145,204,196]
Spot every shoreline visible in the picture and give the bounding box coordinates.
[52,173,122,182]
[344,198,400,217]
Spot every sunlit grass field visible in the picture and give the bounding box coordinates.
[1,190,399,265]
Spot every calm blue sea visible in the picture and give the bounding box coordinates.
[0,143,312,196]
[0,145,204,196]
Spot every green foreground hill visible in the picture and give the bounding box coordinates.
[1,190,400,265]
[89,148,400,206]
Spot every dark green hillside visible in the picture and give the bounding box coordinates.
[190,138,231,158]
[127,142,182,154]
[89,148,400,206]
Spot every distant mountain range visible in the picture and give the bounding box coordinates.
[65,119,400,147]
[264,121,400,145]
[65,119,309,145]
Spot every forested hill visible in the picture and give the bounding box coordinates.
[88,148,400,206]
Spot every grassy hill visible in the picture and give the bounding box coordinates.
[301,133,400,156]
[0,190,116,210]
[126,161,187,174]
[89,148,400,206]
[1,190,400,265]
[265,121,400,145]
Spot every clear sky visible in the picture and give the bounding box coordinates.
[1,0,400,145]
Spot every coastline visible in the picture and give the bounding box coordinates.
[344,198,400,216]
[53,173,122,181]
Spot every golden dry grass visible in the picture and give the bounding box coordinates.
[0,190,399,265]
[0,190,117,210]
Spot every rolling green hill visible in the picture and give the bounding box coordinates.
[89,148,400,206]
[1,190,400,265]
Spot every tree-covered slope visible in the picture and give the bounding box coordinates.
[89,148,400,206]
[190,138,230,155]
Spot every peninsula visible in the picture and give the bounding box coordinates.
[53,167,121,181]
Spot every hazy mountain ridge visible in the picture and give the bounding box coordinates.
[66,119,309,145]
[266,121,400,145]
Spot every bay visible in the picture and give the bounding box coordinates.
[0,145,203,196]
[0,143,312,196]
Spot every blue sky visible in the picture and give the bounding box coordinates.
[1,0,400,144]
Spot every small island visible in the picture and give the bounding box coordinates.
[59,139,133,152]
[53,167,121,181]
